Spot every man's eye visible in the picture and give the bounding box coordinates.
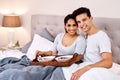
[83,18,87,21]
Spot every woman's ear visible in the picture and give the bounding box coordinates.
[64,27,67,33]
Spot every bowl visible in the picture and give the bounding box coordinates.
[38,56,55,62]
[55,55,73,62]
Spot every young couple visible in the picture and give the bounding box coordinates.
[31,7,120,80]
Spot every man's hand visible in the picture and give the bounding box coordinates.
[70,65,91,80]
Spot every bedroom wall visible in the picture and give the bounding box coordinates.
[0,0,120,47]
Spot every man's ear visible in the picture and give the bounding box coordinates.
[90,16,93,20]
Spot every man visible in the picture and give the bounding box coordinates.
[70,7,120,80]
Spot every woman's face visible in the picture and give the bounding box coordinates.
[65,19,78,36]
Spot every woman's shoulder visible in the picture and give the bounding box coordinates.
[77,35,86,41]
[55,32,65,40]
[75,35,86,46]
[56,32,65,38]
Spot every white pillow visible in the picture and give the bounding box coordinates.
[27,34,53,60]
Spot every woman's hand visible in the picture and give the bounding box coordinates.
[36,50,45,56]
[70,65,91,80]
[32,50,43,62]
[36,50,53,56]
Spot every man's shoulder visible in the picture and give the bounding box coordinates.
[97,30,108,36]
[99,30,106,34]
[97,30,110,40]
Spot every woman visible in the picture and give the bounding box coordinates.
[30,14,86,67]
[30,14,86,80]
[29,14,86,80]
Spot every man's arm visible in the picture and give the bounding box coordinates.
[77,52,113,74]
[88,52,112,69]
[70,52,112,80]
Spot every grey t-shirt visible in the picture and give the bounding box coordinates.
[52,33,86,55]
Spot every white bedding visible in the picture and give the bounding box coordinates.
[110,63,120,75]
[0,50,25,60]
[63,62,120,80]
[0,49,120,77]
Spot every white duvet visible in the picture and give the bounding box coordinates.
[63,62,120,80]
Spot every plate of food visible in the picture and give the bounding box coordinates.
[37,56,55,62]
[55,55,73,62]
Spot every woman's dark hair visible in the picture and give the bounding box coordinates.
[72,7,91,18]
[64,14,77,33]
[64,14,77,25]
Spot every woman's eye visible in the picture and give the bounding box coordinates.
[67,24,77,27]
[73,24,77,26]
[67,24,71,27]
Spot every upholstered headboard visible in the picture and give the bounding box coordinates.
[31,14,120,64]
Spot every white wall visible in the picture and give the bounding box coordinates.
[0,0,120,47]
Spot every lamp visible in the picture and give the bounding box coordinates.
[2,15,21,48]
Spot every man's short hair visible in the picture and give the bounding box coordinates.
[72,7,91,18]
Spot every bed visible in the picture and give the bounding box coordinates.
[0,14,120,80]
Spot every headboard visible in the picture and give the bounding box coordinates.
[31,14,120,64]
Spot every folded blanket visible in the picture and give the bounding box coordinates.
[0,55,30,66]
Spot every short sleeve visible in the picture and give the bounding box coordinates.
[74,36,86,55]
[98,32,111,53]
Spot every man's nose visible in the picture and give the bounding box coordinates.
[79,22,84,27]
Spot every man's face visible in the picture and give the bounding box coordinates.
[76,13,92,32]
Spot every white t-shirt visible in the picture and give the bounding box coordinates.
[84,31,111,63]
